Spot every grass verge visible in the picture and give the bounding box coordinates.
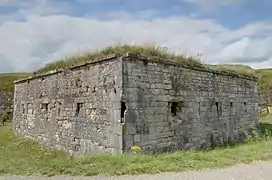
[0,115,272,177]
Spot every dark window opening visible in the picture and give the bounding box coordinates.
[143,60,148,66]
[76,103,83,117]
[41,103,49,112]
[114,88,117,94]
[121,102,127,119]
[230,102,233,116]
[244,102,247,112]
[170,102,178,116]
[92,87,96,93]
[215,102,219,117]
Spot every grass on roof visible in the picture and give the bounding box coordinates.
[34,44,261,78]
[35,44,205,74]
[206,64,257,77]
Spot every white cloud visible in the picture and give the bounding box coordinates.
[0,9,271,72]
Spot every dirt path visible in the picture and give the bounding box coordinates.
[1,160,271,180]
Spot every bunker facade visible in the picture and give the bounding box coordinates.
[13,53,259,156]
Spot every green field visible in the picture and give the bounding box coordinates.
[0,114,271,176]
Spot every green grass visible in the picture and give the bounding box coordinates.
[0,73,31,92]
[35,44,259,78]
[35,44,204,75]
[260,113,272,124]
[0,115,272,176]
[207,64,257,77]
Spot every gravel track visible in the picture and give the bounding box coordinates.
[1,160,271,180]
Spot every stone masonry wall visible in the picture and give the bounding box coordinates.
[13,56,123,156]
[13,53,259,156]
[122,56,259,152]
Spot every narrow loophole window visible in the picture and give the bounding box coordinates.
[57,102,62,116]
[76,103,83,117]
[198,102,201,116]
[121,102,126,119]
[22,104,25,113]
[215,102,219,117]
[171,102,178,116]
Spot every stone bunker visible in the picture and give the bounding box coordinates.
[13,53,259,156]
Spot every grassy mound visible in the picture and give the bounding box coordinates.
[0,73,31,93]
[35,44,204,74]
[35,44,258,78]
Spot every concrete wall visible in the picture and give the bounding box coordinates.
[13,56,123,156]
[122,55,259,152]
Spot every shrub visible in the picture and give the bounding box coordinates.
[0,108,12,126]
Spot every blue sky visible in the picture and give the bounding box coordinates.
[0,0,271,72]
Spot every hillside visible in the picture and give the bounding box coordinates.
[0,73,31,93]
